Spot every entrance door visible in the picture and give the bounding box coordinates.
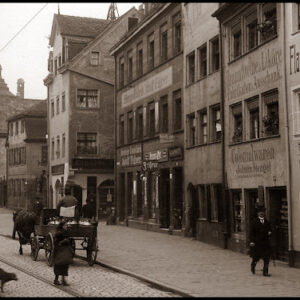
[136,172,143,217]
[159,169,170,228]
[119,173,125,221]
[268,187,288,262]
[173,167,183,229]
[127,172,133,216]
[245,189,259,245]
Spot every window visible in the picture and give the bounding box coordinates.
[173,12,182,55]
[91,51,99,66]
[62,133,65,158]
[77,133,97,155]
[160,96,168,133]
[263,90,279,136]
[211,105,221,142]
[54,58,57,75]
[232,22,242,59]
[119,56,124,88]
[187,51,195,85]
[127,111,133,143]
[160,23,168,62]
[211,184,223,222]
[137,42,143,77]
[21,120,25,133]
[51,138,54,160]
[232,190,243,233]
[127,50,133,83]
[148,33,154,71]
[58,56,62,68]
[246,11,258,50]
[56,96,60,115]
[210,36,220,72]
[198,109,207,145]
[261,3,277,42]
[232,103,243,143]
[62,93,66,112]
[198,44,207,78]
[77,89,98,108]
[51,99,54,117]
[173,90,182,131]
[15,121,19,135]
[148,102,155,137]
[247,97,259,140]
[293,90,300,137]
[21,147,26,164]
[198,185,208,220]
[136,107,143,140]
[10,123,13,136]
[187,113,196,147]
[56,136,60,159]
[119,115,124,146]
[41,145,47,164]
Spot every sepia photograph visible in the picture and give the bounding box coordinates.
[0,2,299,297]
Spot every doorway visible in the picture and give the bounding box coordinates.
[119,173,125,221]
[268,187,288,262]
[173,167,183,229]
[159,169,170,228]
[245,189,259,245]
[127,172,133,216]
[136,172,143,217]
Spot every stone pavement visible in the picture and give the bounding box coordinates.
[1,207,300,297]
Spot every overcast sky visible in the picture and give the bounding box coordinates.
[0,2,140,99]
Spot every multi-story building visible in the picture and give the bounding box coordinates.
[213,3,293,264]
[0,65,44,206]
[44,9,139,216]
[6,101,47,209]
[182,3,224,246]
[110,3,184,232]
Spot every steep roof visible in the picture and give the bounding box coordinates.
[0,65,14,96]
[24,118,47,141]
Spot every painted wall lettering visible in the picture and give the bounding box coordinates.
[290,44,300,75]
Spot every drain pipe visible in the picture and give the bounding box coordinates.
[282,3,294,266]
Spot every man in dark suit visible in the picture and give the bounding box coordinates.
[249,206,272,276]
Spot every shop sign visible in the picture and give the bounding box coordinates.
[169,147,183,161]
[120,144,142,167]
[142,161,158,171]
[290,44,300,75]
[144,148,168,162]
[51,164,64,175]
[159,133,175,144]
[121,67,172,108]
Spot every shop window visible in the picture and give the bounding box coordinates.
[187,51,195,85]
[62,134,65,158]
[198,184,210,220]
[173,12,182,55]
[51,138,54,160]
[51,99,54,117]
[187,113,196,147]
[148,33,155,71]
[160,96,168,133]
[245,10,258,51]
[232,190,243,233]
[77,133,97,155]
[119,115,124,146]
[148,102,155,137]
[15,121,19,135]
[247,97,259,140]
[160,23,168,62]
[261,3,277,42]
[41,145,47,164]
[263,90,279,137]
[136,107,143,140]
[90,51,99,66]
[56,96,60,115]
[127,50,133,83]
[56,136,60,159]
[77,89,98,108]
[173,90,182,131]
[198,109,207,145]
[231,103,243,143]
[137,42,143,77]
[210,36,220,72]
[119,56,124,88]
[292,90,300,137]
[211,184,223,222]
[127,111,133,143]
[62,92,66,112]
[198,43,207,78]
[211,105,221,142]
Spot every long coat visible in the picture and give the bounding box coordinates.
[249,218,272,259]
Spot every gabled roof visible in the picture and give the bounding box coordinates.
[50,14,110,46]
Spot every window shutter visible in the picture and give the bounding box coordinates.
[247,97,259,111]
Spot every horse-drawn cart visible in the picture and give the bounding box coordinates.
[30,208,98,267]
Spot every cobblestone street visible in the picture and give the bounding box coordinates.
[0,235,176,297]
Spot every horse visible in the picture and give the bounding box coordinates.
[12,209,37,255]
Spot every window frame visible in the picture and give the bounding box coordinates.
[160,23,168,62]
[246,97,260,140]
[77,132,97,155]
[119,115,125,146]
[262,89,279,137]
[198,108,208,145]
[127,111,133,143]
[187,51,195,85]
[160,95,168,133]
[231,102,243,143]
[136,107,143,140]
[210,35,220,73]
[62,92,66,112]
[76,89,99,109]
[198,43,207,78]
[90,51,99,66]
[119,56,125,88]
[56,96,60,115]
[127,50,133,83]
[173,12,182,55]
[148,33,155,71]
[137,42,143,77]
[210,104,221,143]
[173,90,182,131]
[187,112,196,147]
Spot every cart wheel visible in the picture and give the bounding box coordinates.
[30,236,39,261]
[70,238,75,258]
[45,233,54,267]
[87,238,98,266]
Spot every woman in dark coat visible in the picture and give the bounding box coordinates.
[249,207,272,276]
[53,221,73,286]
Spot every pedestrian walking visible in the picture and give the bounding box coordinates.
[249,206,272,277]
[53,220,74,286]
[82,198,96,220]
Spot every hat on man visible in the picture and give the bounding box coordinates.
[256,205,266,213]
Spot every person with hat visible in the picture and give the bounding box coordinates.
[57,185,79,221]
[249,206,272,276]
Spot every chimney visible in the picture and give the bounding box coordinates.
[17,78,24,99]
[138,4,145,16]
[128,17,139,31]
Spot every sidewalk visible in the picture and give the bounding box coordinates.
[1,207,300,297]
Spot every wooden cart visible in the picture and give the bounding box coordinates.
[30,209,98,266]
